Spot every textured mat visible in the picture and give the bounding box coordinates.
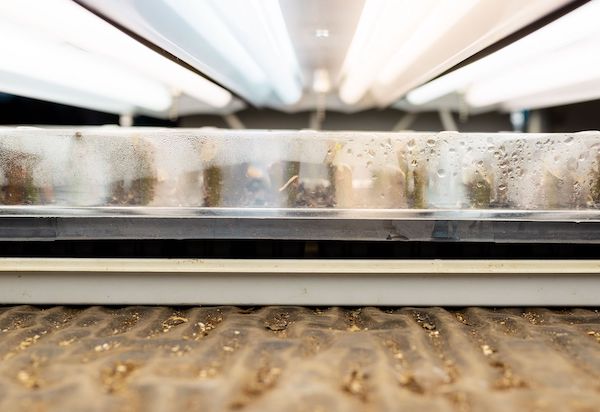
[0,306,599,411]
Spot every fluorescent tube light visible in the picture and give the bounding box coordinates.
[502,78,600,111]
[341,0,568,106]
[376,0,479,86]
[95,0,302,106]
[407,0,600,107]
[0,72,141,115]
[0,0,232,109]
[165,1,267,87]
[197,0,303,105]
[0,20,171,113]
[466,40,600,107]
[339,0,432,105]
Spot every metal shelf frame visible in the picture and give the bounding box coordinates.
[0,258,598,305]
[0,206,598,242]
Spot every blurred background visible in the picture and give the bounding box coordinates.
[0,0,599,132]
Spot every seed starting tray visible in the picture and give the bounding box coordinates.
[0,127,598,242]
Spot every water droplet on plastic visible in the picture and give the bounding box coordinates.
[436,169,446,178]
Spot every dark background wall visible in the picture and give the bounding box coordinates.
[1,92,599,132]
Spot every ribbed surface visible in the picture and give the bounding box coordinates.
[0,306,599,411]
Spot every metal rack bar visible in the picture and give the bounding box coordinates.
[0,209,598,242]
[0,258,598,305]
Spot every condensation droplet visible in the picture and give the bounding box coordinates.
[436,169,446,178]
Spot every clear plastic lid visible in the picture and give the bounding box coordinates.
[1,127,598,212]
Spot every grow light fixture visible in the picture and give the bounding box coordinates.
[0,20,171,113]
[340,0,569,106]
[0,0,232,113]
[502,78,600,111]
[466,40,600,108]
[83,0,303,106]
[407,0,600,109]
[160,0,302,105]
